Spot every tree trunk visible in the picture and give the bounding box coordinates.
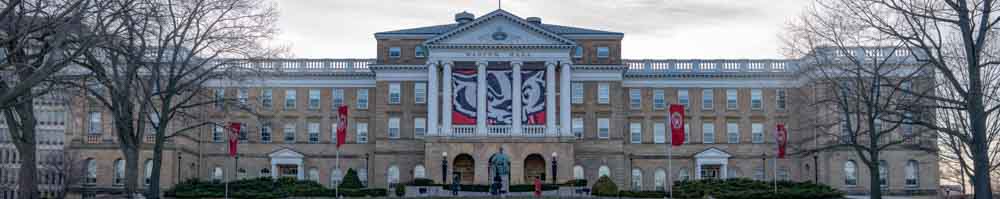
[123,147,140,199]
[4,97,40,199]
[969,91,993,199]
[869,153,882,199]
[146,127,166,199]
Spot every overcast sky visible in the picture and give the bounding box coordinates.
[274,0,811,59]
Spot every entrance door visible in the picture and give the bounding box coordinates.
[523,154,546,182]
[700,165,721,179]
[453,154,475,184]
[277,164,298,178]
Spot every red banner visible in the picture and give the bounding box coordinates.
[228,122,241,157]
[669,104,685,146]
[776,124,788,159]
[337,105,348,148]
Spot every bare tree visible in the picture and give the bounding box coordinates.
[0,0,90,198]
[790,1,1000,198]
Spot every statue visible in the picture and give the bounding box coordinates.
[490,147,511,195]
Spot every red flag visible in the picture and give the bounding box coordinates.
[228,122,241,157]
[776,124,788,159]
[336,105,348,148]
[669,104,685,146]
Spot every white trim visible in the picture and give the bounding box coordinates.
[623,79,797,88]
[206,79,375,88]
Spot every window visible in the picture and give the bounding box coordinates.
[414,118,426,137]
[678,168,690,181]
[331,122,338,142]
[574,166,585,180]
[597,47,610,58]
[308,123,320,143]
[702,122,715,144]
[598,83,610,104]
[261,168,271,177]
[330,169,342,187]
[702,89,714,110]
[776,89,786,110]
[598,166,610,177]
[262,88,273,108]
[389,47,401,58]
[905,160,919,186]
[212,126,224,143]
[238,123,248,142]
[751,89,763,110]
[237,168,247,180]
[654,169,666,191]
[260,122,272,143]
[752,123,764,144]
[308,168,319,182]
[283,123,296,143]
[414,46,426,57]
[308,89,320,110]
[214,88,225,109]
[653,89,666,109]
[285,89,296,110]
[678,89,689,109]
[901,81,912,99]
[212,167,223,182]
[573,46,583,58]
[903,113,914,137]
[388,117,400,138]
[630,122,642,144]
[85,159,96,185]
[88,112,101,135]
[114,159,125,186]
[726,89,738,110]
[571,83,583,104]
[654,123,666,144]
[840,114,851,143]
[631,169,643,191]
[727,122,739,144]
[753,167,765,181]
[414,83,426,104]
[331,88,344,106]
[629,89,642,110]
[358,168,368,187]
[357,123,368,143]
[357,89,369,109]
[387,165,400,187]
[388,83,401,104]
[684,123,690,144]
[414,165,426,178]
[572,118,584,138]
[844,160,857,185]
[598,118,610,139]
[879,160,888,187]
[238,88,248,106]
[777,167,789,181]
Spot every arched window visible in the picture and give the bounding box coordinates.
[413,165,425,179]
[844,160,857,186]
[308,168,320,181]
[144,159,153,185]
[212,167,223,182]
[678,168,689,181]
[631,169,642,191]
[387,165,400,187]
[753,167,765,181]
[359,168,368,187]
[113,159,125,186]
[777,167,789,181]
[878,160,888,187]
[905,160,919,186]
[330,168,343,188]
[237,168,247,179]
[573,165,585,180]
[85,158,97,185]
[654,169,666,191]
[260,168,271,177]
[598,166,610,178]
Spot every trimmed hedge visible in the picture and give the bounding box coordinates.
[164,177,387,198]
[618,190,667,198]
[591,176,618,197]
[441,184,491,192]
[563,179,588,187]
[673,178,844,199]
[509,184,559,192]
[409,178,435,186]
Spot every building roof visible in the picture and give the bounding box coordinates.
[374,10,623,36]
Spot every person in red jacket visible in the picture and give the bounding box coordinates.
[534,177,542,197]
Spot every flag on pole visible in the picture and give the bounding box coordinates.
[337,105,348,148]
[776,123,788,159]
[228,122,241,157]
[669,104,685,146]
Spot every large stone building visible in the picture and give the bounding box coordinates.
[58,9,938,198]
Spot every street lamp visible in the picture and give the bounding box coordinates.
[365,154,370,187]
[761,152,767,180]
[551,152,558,184]
[441,152,448,184]
[813,155,819,183]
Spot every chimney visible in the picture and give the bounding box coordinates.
[455,11,474,24]
[526,17,541,24]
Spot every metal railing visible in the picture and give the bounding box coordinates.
[217,59,375,73]
[623,59,799,74]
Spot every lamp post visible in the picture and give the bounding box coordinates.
[177,155,182,183]
[364,154,370,187]
[813,155,819,183]
[551,152,558,184]
[441,152,448,184]
[761,152,767,180]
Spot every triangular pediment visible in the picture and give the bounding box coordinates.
[424,10,576,47]
[269,148,304,158]
[694,148,731,159]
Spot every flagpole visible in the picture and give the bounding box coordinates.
[773,154,777,193]
[336,147,340,198]
[668,144,673,199]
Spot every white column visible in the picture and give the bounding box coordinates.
[476,61,488,136]
[545,61,557,136]
[511,61,523,136]
[426,61,439,136]
[560,62,572,137]
[441,62,453,136]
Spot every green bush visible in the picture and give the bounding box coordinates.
[591,176,618,197]
[672,178,844,199]
[339,168,364,189]
[509,184,559,192]
[441,184,491,192]
[618,190,667,198]
[563,179,587,187]
[395,184,406,197]
[410,178,436,186]
[337,189,365,197]
[363,188,388,197]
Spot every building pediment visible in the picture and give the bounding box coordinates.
[269,148,304,158]
[694,147,731,159]
[424,9,576,48]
